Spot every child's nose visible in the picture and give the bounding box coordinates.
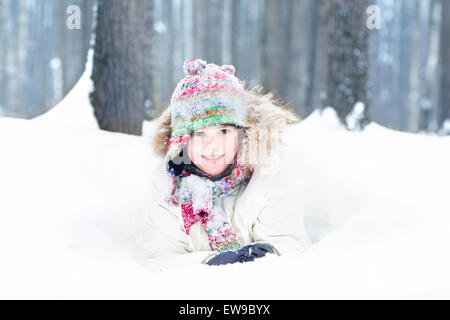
[203,136,223,154]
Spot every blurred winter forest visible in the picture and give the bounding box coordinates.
[1,0,450,135]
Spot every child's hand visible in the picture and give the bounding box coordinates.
[202,242,279,266]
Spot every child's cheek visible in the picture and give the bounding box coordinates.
[225,134,238,163]
[187,141,200,164]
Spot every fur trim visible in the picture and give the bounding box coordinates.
[152,85,300,168]
[153,106,172,158]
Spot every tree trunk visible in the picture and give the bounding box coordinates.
[438,0,450,129]
[90,0,153,136]
[320,0,370,127]
[408,0,423,133]
[287,0,319,118]
[261,0,290,98]
[0,0,6,115]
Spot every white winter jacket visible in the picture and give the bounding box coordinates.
[141,87,312,263]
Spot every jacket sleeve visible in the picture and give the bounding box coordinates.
[137,163,215,264]
[138,199,191,258]
[251,168,312,257]
[138,199,218,269]
[135,161,191,258]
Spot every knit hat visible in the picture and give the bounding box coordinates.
[166,58,248,163]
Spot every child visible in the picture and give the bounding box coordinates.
[145,58,311,266]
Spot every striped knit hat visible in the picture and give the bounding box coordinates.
[166,58,248,162]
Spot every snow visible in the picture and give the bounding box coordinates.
[1,60,450,299]
[441,119,450,136]
[345,101,366,130]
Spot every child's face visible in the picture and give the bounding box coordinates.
[187,124,239,176]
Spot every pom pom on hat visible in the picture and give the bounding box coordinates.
[183,58,207,76]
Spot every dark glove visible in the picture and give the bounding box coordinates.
[203,242,279,266]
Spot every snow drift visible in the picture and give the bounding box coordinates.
[1,58,450,299]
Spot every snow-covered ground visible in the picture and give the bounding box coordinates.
[1,58,450,299]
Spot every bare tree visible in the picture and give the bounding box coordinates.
[438,0,450,130]
[90,0,153,136]
[319,0,370,128]
[287,0,319,118]
[261,0,290,99]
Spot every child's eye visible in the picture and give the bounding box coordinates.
[193,131,204,137]
[220,129,229,134]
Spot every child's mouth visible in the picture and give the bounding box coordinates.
[202,155,224,161]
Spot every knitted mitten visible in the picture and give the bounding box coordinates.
[202,242,280,266]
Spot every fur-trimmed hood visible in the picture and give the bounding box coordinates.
[152,86,300,168]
